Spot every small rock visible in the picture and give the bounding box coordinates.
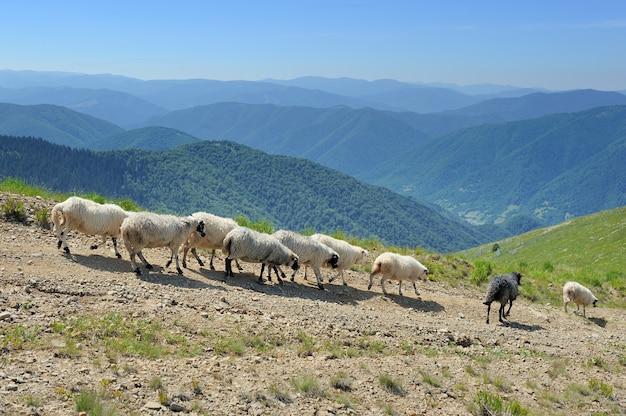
[0,311,12,321]
[144,401,162,410]
[6,383,18,391]
[170,402,186,412]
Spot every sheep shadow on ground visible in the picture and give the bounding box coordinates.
[134,270,225,291]
[195,267,445,312]
[197,268,368,306]
[71,252,223,291]
[503,321,544,332]
[588,316,607,328]
[378,293,445,313]
[70,253,134,274]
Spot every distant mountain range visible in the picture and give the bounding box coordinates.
[0,70,625,236]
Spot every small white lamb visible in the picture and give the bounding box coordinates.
[367,251,429,296]
[563,281,598,318]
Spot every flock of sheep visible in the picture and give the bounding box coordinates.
[50,196,600,323]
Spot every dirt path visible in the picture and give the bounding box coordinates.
[1,193,625,415]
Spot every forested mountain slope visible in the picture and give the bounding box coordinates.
[366,105,626,225]
[0,135,491,252]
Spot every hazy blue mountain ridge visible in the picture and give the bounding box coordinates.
[140,103,432,177]
[366,105,626,225]
[0,86,168,127]
[0,103,123,147]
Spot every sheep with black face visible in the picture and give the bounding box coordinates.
[121,212,206,275]
[222,226,299,285]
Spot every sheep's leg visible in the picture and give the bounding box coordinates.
[128,251,141,275]
[182,247,190,268]
[235,259,243,271]
[137,251,152,270]
[272,266,284,285]
[288,266,297,282]
[111,237,122,259]
[582,306,586,318]
[169,248,183,275]
[90,235,106,250]
[54,226,64,249]
[498,303,506,323]
[165,252,174,268]
[59,229,71,254]
[175,255,183,275]
[485,303,491,324]
[191,247,205,267]
[412,281,420,296]
[367,273,376,291]
[224,258,233,278]
[258,263,267,284]
[380,279,389,295]
[313,268,325,290]
[504,299,513,318]
[340,271,348,286]
[261,263,270,281]
[398,281,403,296]
[206,249,215,269]
[328,271,339,283]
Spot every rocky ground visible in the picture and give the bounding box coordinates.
[0,192,625,416]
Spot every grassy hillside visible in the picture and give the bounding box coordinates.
[458,206,626,308]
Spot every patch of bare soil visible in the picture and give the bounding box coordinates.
[1,193,625,415]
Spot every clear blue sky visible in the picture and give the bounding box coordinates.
[1,1,625,90]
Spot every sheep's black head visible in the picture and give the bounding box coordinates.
[290,256,300,271]
[593,298,598,307]
[421,269,429,281]
[328,253,339,268]
[196,220,206,238]
[512,271,522,285]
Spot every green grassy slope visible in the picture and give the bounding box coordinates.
[459,206,626,307]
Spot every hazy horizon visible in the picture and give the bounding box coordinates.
[1,1,625,91]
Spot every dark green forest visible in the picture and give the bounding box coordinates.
[0,135,494,252]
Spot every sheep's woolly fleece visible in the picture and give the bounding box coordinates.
[1,192,625,416]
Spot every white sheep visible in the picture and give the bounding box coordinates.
[120,212,206,275]
[310,233,369,286]
[272,230,339,290]
[483,271,522,324]
[222,226,299,285]
[51,196,129,258]
[367,252,429,296]
[563,281,598,318]
[180,212,242,271]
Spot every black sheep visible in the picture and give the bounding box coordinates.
[483,271,522,324]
